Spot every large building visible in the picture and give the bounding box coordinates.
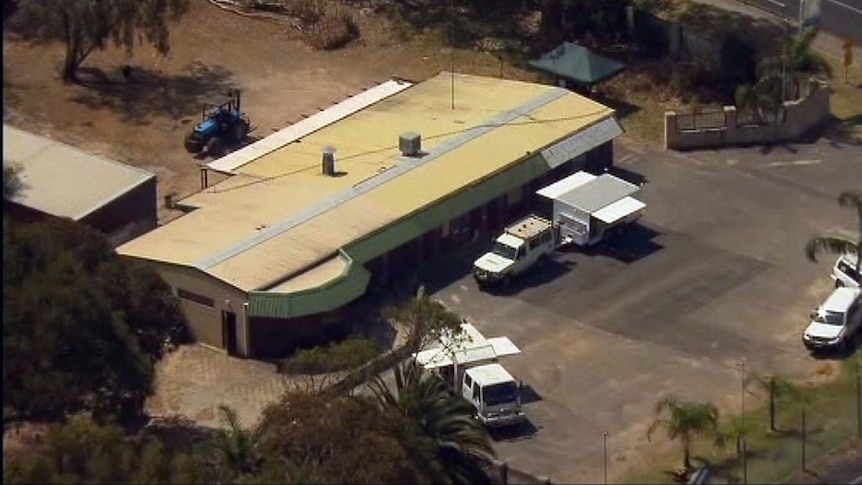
[3,124,158,246]
[117,73,623,358]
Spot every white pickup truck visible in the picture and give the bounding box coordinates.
[473,215,556,288]
[473,171,646,288]
[415,322,526,428]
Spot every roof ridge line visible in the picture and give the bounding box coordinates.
[193,86,570,271]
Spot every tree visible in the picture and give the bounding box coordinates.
[734,65,784,124]
[721,414,757,456]
[778,27,832,99]
[16,0,189,83]
[3,217,187,424]
[213,405,262,479]
[278,337,380,394]
[255,391,429,484]
[382,295,465,355]
[745,373,801,432]
[735,28,832,122]
[647,395,722,469]
[806,191,862,277]
[370,360,496,484]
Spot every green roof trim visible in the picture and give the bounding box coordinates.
[247,249,371,319]
[528,42,626,86]
[343,151,551,264]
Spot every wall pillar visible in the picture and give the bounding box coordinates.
[664,111,678,150]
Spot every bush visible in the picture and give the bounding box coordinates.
[304,5,359,51]
[279,336,380,375]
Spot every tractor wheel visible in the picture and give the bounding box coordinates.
[232,121,249,144]
[205,136,221,155]
[184,133,205,154]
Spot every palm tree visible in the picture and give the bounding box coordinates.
[745,373,801,432]
[779,27,833,99]
[735,75,783,124]
[370,360,496,484]
[735,28,832,123]
[647,395,722,470]
[214,404,262,479]
[806,191,862,277]
[721,414,757,456]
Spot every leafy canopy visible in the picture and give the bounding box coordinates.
[16,0,189,81]
[3,217,187,424]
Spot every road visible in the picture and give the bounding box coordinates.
[739,0,862,45]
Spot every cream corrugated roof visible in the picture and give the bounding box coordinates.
[3,124,154,220]
[118,73,614,291]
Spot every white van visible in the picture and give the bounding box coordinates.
[803,287,862,352]
[833,253,861,288]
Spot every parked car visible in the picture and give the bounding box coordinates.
[833,252,861,288]
[803,287,862,352]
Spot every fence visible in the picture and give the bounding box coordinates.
[664,79,830,150]
[675,110,728,131]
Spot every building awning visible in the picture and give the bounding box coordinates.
[593,196,646,224]
[528,42,626,87]
[247,249,370,319]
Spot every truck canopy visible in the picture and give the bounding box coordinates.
[537,171,643,222]
[414,322,521,369]
[465,363,517,386]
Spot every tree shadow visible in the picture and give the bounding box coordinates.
[68,62,238,125]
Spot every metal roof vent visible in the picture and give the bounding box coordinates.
[399,132,421,157]
[321,146,336,176]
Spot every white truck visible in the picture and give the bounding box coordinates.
[415,322,526,428]
[473,171,645,287]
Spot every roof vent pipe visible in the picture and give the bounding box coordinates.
[321,146,336,176]
[399,132,421,157]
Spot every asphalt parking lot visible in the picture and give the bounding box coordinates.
[425,136,862,483]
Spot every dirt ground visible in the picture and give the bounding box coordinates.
[2,0,538,222]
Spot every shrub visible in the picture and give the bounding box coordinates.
[304,5,359,51]
[279,336,380,375]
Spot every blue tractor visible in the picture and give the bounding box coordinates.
[184,89,251,155]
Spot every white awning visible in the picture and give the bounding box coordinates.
[536,171,597,200]
[593,196,645,224]
[207,79,414,174]
[487,337,521,357]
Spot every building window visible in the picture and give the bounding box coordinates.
[177,288,215,308]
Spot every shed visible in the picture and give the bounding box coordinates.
[3,124,158,246]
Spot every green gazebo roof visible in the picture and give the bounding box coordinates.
[528,42,626,86]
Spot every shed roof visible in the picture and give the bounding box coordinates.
[528,42,626,86]
[118,73,616,292]
[3,124,155,220]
